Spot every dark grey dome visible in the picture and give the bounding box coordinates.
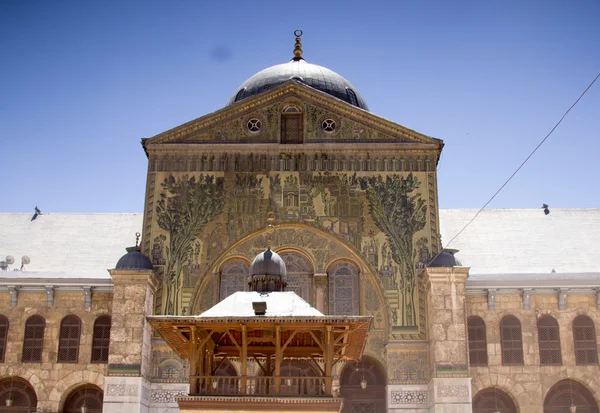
[428,249,462,268]
[115,247,153,270]
[248,248,287,292]
[228,59,369,110]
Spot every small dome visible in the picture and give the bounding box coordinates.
[115,247,153,270]
[228,59,369,110]
[248,248,287,292]
[428,249,462,268]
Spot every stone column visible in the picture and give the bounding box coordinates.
[425,266,472,413]
[103,269,158,413]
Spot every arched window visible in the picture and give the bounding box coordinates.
[500,315,523,365]
[573,315,598,365]
[91,315,111,364]
[467,316,488,366]
[281,104,303,144]
[538,315,562,365]
[0,315,8,363]
[0,376,38,412]
[473,388,518,413]
[279,252,313,303]
[57,315,81,363]
[219,259,249,300]
[62,384,104,413]
[544,379,599,413]
[328,261,359,315]
[22,315,45,363]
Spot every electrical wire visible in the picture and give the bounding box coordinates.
[428,71,600,266]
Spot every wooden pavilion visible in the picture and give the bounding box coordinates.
[149,290,372,412]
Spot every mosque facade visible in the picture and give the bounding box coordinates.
[0,32,599,413]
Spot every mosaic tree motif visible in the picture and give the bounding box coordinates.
[279,252,313,303]
[155,174,225,314]
[359,174,426,327]
[328,261,359,315]
[219,259,249,300]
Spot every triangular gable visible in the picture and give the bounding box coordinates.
[143,80,442,148]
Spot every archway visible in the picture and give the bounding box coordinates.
[340,356,386,413]
[62,384,103,413]
[472,387,517,413]
[0,376,37,412]
[544,380,599,413]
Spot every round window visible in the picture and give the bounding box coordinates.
[322,119,336,132]
[247,118,262,132]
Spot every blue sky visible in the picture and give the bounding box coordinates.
[1,0,598,213]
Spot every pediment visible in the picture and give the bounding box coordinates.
[143,81,442,149]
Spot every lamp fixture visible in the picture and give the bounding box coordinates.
[360,357,367,390]
[81,384,88,413]
[569,378,576,413]
[6,373,13,407]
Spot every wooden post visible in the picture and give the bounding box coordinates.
[266,353,271,395]
[241,325,248,395]
[275,325,281,394]
[189,326,198,394]
[324,325,333,395]
[197,341,205,394]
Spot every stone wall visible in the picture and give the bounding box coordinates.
[467,293,600,411]
[0,289,111,412]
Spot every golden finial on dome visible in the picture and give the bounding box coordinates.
[293,29,303,60]
[266,212,276,249]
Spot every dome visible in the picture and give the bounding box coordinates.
[228,59,369,111]
[248,248,287,292]
[427,249,462,268]
[115,247,153,270]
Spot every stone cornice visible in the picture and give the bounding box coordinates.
[108,269,159,292]
[424,267,470,289]
[143,81,443,148]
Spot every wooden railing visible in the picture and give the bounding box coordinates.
[192,375,328,397]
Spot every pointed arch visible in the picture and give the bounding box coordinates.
[473,387,518,413]
[0,376,37,412]
[544,379,599,413]
[61,384,103,413]
[340,356,386,413]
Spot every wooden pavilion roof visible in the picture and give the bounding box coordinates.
[148,315,372,362]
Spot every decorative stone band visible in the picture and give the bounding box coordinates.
[106,384,139,397]
[436,384,469,398]
[150,389,187,403]
[177,396,342,412]
[390,390,428,405]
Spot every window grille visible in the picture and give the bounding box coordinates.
[573,315,598,365]
[219,259,249,300]
[500,315,524,365]
[467,316,488,366]
[538,315,562,365]
[328,261,359,315]
[0,315,8,363]
[22,315,45,363]
[57,315,81,363]
[91,315,111,363]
